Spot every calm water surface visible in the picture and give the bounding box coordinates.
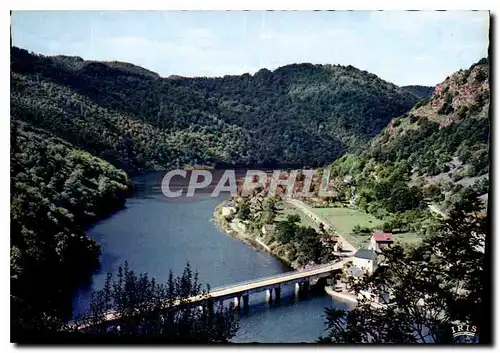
[73,171,352,343]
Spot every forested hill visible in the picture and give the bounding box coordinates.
[11,121,129,334]
[401,85,434,99]
[329,58,489,218]
[11,47,419,172]
[370,57,489,179]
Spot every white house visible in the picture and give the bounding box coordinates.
[230,219,248,233]
[353,249,377,274]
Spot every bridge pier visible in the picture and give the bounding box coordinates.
[274,286,281,303]
[207,299,214,313]
[265,286,281,304]
[234,294,250,311]
[242,294,249,309]
[265,289,273,303]
[295,279,311,299]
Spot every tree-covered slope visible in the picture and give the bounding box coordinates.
[11,121,129,334]
[401,85,434,99]
[11,47,419,172]
[370,58,489,178]
[328,58,490,220]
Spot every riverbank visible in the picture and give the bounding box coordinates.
[213,201,300,270]
[213,198,387,309]
[214,204,362,306]
[324,285,358,304]
[72,177,339,343]
[324,285,390,309]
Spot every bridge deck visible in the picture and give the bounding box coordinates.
[71,260,347,329]
[208,259,348,299]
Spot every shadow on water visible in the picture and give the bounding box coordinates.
[229,285,353,343]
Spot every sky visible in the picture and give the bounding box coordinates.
[11,11,489,86]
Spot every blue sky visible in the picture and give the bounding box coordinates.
[11,11,489,86]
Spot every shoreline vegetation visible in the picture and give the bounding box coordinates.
[213,198,364,306]
[183,164,215,171]
[213,191,341,271]
[213,201,296,270]
[211,186,424,306]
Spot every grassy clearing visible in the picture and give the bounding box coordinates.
[313,207,384,234]
[276,203,318,229]
[276,203,424,249]
[312,207,384,248]
[313,207,423,248]
[392,232,423,246]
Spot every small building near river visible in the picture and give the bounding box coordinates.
[353,249,377,274]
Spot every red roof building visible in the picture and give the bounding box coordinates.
[370,232,393,252]
[372,232,393,242]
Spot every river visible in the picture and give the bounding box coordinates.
[72,171,352,343]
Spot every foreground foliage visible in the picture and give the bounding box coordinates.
[319,191,487,343]
[71,263,238,343]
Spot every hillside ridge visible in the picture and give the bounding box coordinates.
[11,46,420,173]
[327,57,489,220]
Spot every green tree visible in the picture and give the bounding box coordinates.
[71,262,238,343]
[295,227,335,266]
[275,215,300,244]
[262,197,278,224]
[237,202,251,221]
[10,122,129,341]
[286,214,301,224]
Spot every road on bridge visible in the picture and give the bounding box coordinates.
[70,259,349,330]
[208,258,349,298]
